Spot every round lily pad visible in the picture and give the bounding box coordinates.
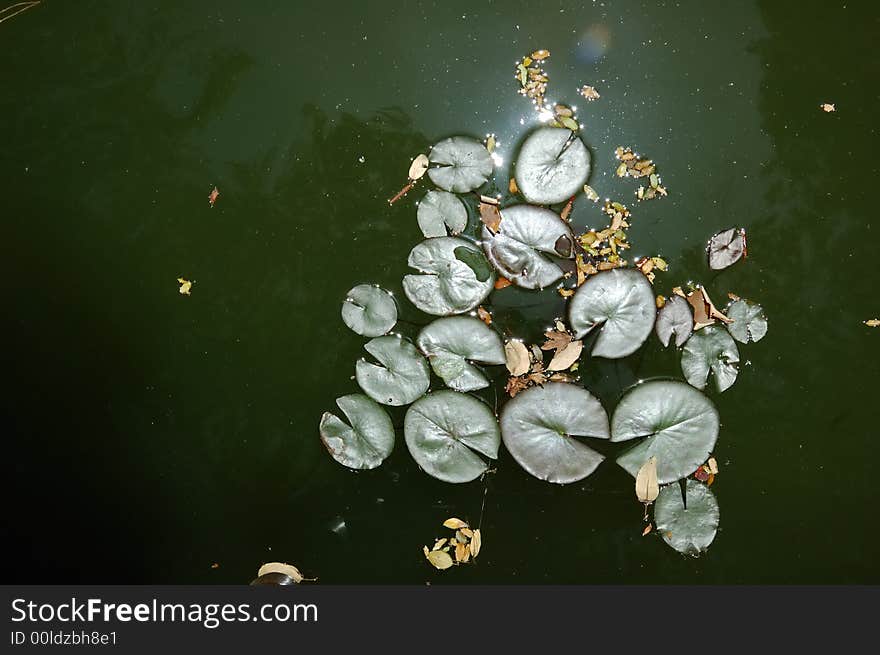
[416,317,505,391]
[356,335,430,406]
[481,204,574,289]
[568,268,656,358]
[417,190,468,237]
[341,284,398,337]
[500,382,610,484]
[654,480,720,556]
[726,298,768,344]
[656,295,693,348]
[611,380,719,484]
[681,326,740,392]
[428,136,494,193]
[707,227,745,270]
[403,237,495,316]
[514,126,591,205]
[319,394,395,470]
[404,390,500,483]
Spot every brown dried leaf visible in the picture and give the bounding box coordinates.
[509,177,520,194]
[494,276,512,290]
[579,85,600,101]
[470,529,482,558]
[642,524,653,537]
[477,306,492,326]
[455,542,468,563]
[707,457,719,475]
[479,201,502,232]
[460,528,474,539]
[560,197,574,221]
[635,456,659,504]
[505,376,529,397]
[504,340,531,376]
[541,329,572,352]
[558,287,575,298]
[530,49,550,60]
[408,154,429,180]
[820,103,836,113]
[547,340,583,371]
[443,518,469,530]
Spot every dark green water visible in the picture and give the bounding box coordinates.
[3,0,878,583]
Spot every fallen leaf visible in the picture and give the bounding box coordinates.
[656,295,666,308]
[707,457,719,475]
[211,563,220,569]
[558,287,575,297]
[432,538,448,550]
[443,518,469,530]
[408,153,429,180]
[547,340,583,371]
[477,306,492,326]
[864,319,880,327]
[485,135,496,153]
[494,276,513,290]
[635,456,659,504]
[707,472,716,486]
[509,178,519,194]
[504,340,531,376]
[208,186,220,207]
[579,85,600,101]
[455,542,468,562]
[426,550,454,570]
[505,376,529,397]
[177,278,193,295]
[257,562,316,583]
[584,185,599,201]
[479,201,502,232]
[820,103,836,113]
[530,49,550,60]
[470,529,482,558]
[460,528,474,538]
[642,524,653,537]
[541,329,572,352]
[694,466,710,482]
[560,197,574,221]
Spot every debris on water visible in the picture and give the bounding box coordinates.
[578,85,600,101]
[423,518,482,570]
[208,186,220,207]
[864,319,880,327]
[177,277,193,295]
[820,103,836,113]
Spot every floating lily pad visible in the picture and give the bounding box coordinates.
[612,380,719,484]
[356,335,430,406]
[404,390,500,483]
[341,284,398,337]
[417,190,468,237]
[319,394,395,470]
[656,295,693,348]
[416,317,505,391]
[514,126,591,205]
[707,227,745,270]
[428,136,494,193]
[500,382,610,484]
[654,480,720,556]
[403,237,495,316]
[568,269,656,358]
[726,299,768,344]
[681,325,740,392]
[481,205,574,289]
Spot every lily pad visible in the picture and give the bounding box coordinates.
[403,237,495,316]
[681,326,740,392]
[356,335,430,406]
[428,136,494,193]
[341,284,398,337]
[726,298,768,344]
[417,190,468,237]
[481,205,574,289]
[500,382,610,484]
[655,295,693,348]
[514,126,591,205]
[612,380,719,484]
[568,269,656,358]
[319,394,394,470]
[416,317,506,391]
[404,390,500,483]
[654,480,720,556]
[707,227,745,270]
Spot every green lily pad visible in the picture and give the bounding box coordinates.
[404,390,500,483]
[654,480,720,556]
[612,380,720,484]
[681,326,740,392]
[481,204,574,289]
[656,295,693,348]
[428,136,494,193]
[355,335,430,406]
[707,227,745,270]
[568,269,656,358]
[416,317,505,391]
[417,190,468,237]
[500,382,610,484]
[341,284,398,337]
[403,237,495,316]
[514,126,591,205]
[319,394,394,470]
[726,298,768,344]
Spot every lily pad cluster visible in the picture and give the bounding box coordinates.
[319,53,770,561]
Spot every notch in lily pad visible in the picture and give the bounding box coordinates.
[681,325,740,392]
[656,295,693,348]
[356,335,430,406]
[514,126,591,205]
[428,136,494,193]
[341,284,398,337]
[417,316,505,391]
[725,297,768,344]
[320,394,395,469]
[707,227,747,270]
[417,190,468,237]
[654,480,720,556]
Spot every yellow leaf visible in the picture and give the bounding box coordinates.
[432,538,447,551]
[820,103,836,113]
[635,456,659,504]
[530,49,550,60]
[470,529,482,558]
[443,518,469,530]
[257,562,316,583]
[584,185,599,201]
[509,177,519,194]
[504,340,531,376]
[426,550,454,570]
[455,542,468,563]
[656,295,666,308]
[558,288,575,298]
[460,527,474,538]
[177,278,193,295]
[864,319,880,327]
[486,134,496,153]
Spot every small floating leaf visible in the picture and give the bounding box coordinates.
[443,518,468,530]
[470,529,482,557]
[500,382,610,484]
[356,335,430,406]
[725,298,768,344]
[707,227,746,270]
[257,562,315,583]
[341,284,398,337]
[681,325,740,392]
[408,154,430,180]
[546,339,583,371]
[426,549,454,570]
[177,278,193,295]
[568,269,656,358]
[865,319,880,327]
[319,394,395,469]
[404,391,500,483]
[654,480,720,556]
[613,380,720,484]
[428,136,494,193]
[208,186,220,207]
[504,340,531,376]
[514,126,591,205]
[635,456,659,504]
[820,103,836,113]
[417,190,468,237]
[403,237,495,316]
[655,295,693,347]
[417,316,505,391]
